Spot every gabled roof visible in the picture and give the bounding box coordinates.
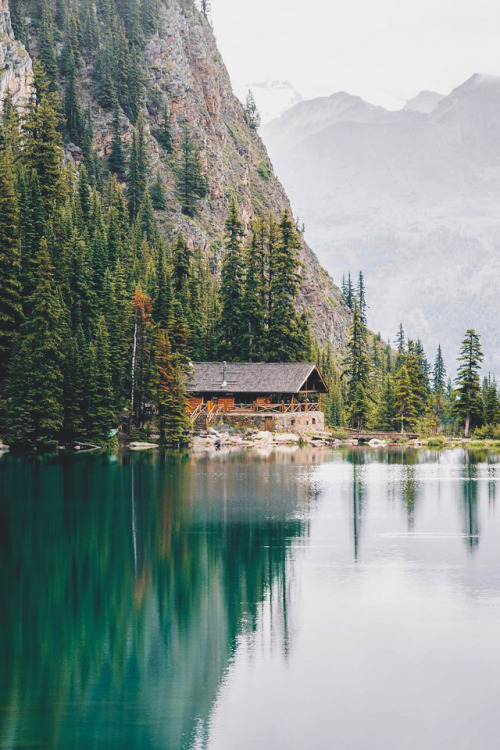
[187,362,329,394]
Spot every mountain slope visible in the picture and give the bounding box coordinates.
[7,0,350,355]
[262,74,500,370]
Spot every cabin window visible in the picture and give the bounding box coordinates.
[312,418,316,425]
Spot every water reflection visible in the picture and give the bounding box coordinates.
[2,447,500,750]
[0,451,312,750]
[461,454,480,551]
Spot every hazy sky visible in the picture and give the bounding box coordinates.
[211,0,500,108]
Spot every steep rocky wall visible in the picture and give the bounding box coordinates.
[5,0,352,356]
[0,0,32,109]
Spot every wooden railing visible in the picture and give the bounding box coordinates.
[189,402,203,428]
[212,402,321,414]
[188,401,321,428]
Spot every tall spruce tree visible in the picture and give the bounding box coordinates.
[0,147,22,386]
[343,299,371,429]
[154,330,191,446]
[23,64,65,210]
[4,241,66,448]
[357,271,367,324]
[86,317,116,442]
[219,199,245,359]
[394,363,417,433]
[242,228,267,361]
[433,344,446,394]
[244,91,261,131]
[453,329,484,437]
[153,104,173,153]
[176,127,207,217]
[108,103,127,175]
[267,210,304,362]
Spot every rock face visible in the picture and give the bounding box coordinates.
[0,0,32,109]
[138,1,350,352]
[2,0,351,355]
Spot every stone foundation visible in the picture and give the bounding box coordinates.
[215,411,324,435]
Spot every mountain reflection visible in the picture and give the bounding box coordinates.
[0,452,312,750]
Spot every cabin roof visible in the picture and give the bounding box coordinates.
[187,362,329,394]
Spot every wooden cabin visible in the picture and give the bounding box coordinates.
[187,362,329,417]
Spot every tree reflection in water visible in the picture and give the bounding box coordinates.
[0,450,312,750]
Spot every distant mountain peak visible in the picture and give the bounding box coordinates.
[404,90,444,114]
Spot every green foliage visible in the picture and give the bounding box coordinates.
[150,169,167,209]
[267,210,306,362]
[176,127,207,217]
[219,198,245,358]
[257,161,271,181]
[343,300,371,429]
[453,329,484,437]
[154,329,191,447]
[152,105,174,154]
[0,147,22,385]
[4,241,66,449]
[244,90,261,131]
[108,104,127,175]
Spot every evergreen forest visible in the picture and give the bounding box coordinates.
[0,0,497,449]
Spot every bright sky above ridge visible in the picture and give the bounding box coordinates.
[211,0,500,108]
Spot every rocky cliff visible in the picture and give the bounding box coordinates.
[6,0,352,356]
[0,0,32,108]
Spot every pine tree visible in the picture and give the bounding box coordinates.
[153,105,173,153]
[394,363,417,433]
[23,64,65,209]
[433,344,446,394]
[484,378,500,425]
[154,330,191,447]
[172,232,192,306]
[344,271,354,311]
[357,271,367,324]
[86,317,116,442]
[64,52,84,144]
[38,2,59,89]
[200,0,211,20]
[176,127,207,217]
[219,199,245,359]
[127,113,148,218]
[0,147,22,386]
[374,374,396,430]
[453,329,484,437]
[150,169,166,209]
[108,103,127,175]
[244,90,261,131]
[4,241,66,448]
[267,210,304,362]
[396,323,406,368]
[242,228,267,361]
[343,299,371,429]
[9,0,25,43]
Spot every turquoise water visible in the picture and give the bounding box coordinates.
[1,447,499,749]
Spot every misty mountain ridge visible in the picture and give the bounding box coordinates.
[261,73,500,372]
[236,80,303,124]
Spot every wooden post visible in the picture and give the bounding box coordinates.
[291,395,295,413]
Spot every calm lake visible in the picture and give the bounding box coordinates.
[1,447,500,750]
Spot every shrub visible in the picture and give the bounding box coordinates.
[473,424,500,440]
